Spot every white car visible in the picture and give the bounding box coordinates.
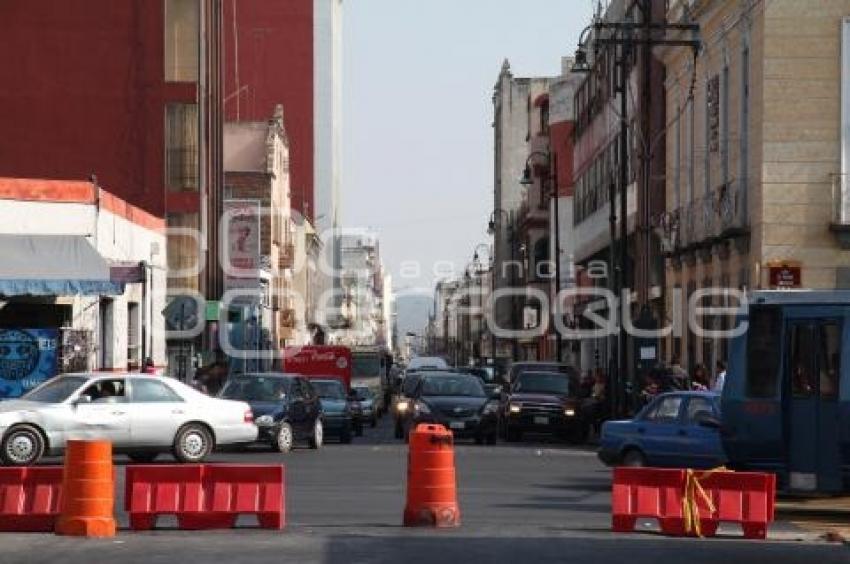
[0,373,258,466]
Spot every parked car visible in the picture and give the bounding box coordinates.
[456,366,502,397]
[0,373,257,466]
[597,391,725,469]
[406,356,449,372]
[402,373,499,444]
[352,385,378,428]
[506,361,574,385]
[500,370,587,443]
[218,372,323,452]
[309,379,356,444]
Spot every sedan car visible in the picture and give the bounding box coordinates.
[500,370,587,443]
[402,373,499,444]
[598,391,725,469]
[352,385,378,428]
[218,373,323,452]
[0,373,257,466]
[309,379,355,444]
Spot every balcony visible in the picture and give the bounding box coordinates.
[829,173,850,249]
[280,308,296,329]
[278,242,295,270]
[668,179,749,255]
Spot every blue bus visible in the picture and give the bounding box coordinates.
[723,291,850,493]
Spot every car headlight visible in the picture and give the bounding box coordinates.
[509,403,522,414]
[255,415,274,427]
[482,401,498,415]
[397,400,410,413]
[564,408,576,417]
[414,401,431,415]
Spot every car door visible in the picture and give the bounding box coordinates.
[634,395,685,467]
[71,378,131,444]
[126,378,187,446]
[677,396,724,469]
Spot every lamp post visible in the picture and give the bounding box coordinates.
[569,5,700,417]
[488,208,512,362]
[520,151,563,363]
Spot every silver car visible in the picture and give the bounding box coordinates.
[0,373,258,466]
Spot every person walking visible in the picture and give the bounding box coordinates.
[712,361,727,393]
[141,358,158,375]
[691,364,709,391]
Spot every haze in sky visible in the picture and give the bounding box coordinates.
[342,0,595,302]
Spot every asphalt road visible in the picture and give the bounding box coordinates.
[1,417,847,564]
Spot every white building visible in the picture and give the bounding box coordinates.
[0,177,167,394]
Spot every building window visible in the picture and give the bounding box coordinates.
[740,43,750,199]
[165,103,199,191]
[674,102,681,209]
[707,74,720,154]
[164,0,199,82]
[127,302,140,368]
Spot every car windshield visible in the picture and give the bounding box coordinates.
[312,380,346,400]
[514,372,569,395]
[352,354,381,377]
[220,377,289,402]
[401,375,421,396]
[21,376,89,403]
[421,376,485,397]
[354,387,373,400]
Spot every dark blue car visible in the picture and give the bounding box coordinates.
[598,391,725,469]
[219,373,323,453]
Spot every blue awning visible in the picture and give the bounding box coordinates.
[0,235,125,297]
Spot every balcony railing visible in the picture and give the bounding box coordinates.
[669,179,749,253]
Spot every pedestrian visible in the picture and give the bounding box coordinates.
[141,357,157,375]
[692,364,709,391]
[712,360,727,393]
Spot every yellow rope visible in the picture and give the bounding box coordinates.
[682,467,728,537]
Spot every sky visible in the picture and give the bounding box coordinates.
[341,0,595,309]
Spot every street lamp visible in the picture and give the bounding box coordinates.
[520,151,564,363]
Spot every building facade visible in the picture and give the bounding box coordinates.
[0,178,167,394]
[660,0,850,371]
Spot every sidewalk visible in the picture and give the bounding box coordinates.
[776,497,850,543]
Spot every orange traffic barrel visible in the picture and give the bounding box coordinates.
[55,440,116,537]
[403,423,460,527]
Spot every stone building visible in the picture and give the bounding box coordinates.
[659,0,850,370]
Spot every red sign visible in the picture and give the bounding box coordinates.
[768,265,801,289]
[283,346,352,390]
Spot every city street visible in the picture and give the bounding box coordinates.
[0,417,846,564]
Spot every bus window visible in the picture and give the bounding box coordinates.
[818,323,840,400]
[789,325,815,398]
[746,306,781,398]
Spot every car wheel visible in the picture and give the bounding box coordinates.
[505,426,522,443]
[486,432,498,446]
[274,422,294,453]
[355,422,364,437]
[370,416,377,428]
[566,424,590,445]
[621,449,647,467]
[1,425,45,466]
[308,419,324,450]
[128,452,158,463]
[474,435,484,445]
[340,423,353,444]
[394,422,404,439]
[173,423,213,463]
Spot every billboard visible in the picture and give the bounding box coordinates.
[224,199,261,293]
[0,328,59,398]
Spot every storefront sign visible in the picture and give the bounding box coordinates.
[0,328,58,398]
[224,199,261,293]
[768,264,801,289]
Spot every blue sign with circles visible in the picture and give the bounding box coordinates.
[0,328,58,399]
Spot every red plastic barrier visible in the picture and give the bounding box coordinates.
[0,466,63,532]
[611,467,775,539]
[125,464,284,530]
